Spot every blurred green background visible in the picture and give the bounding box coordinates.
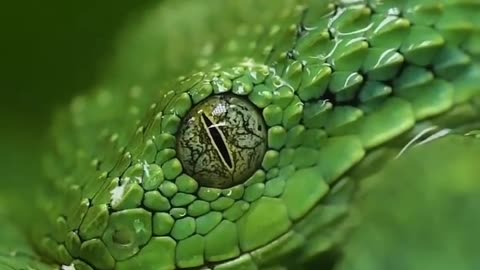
[0,1,154,192]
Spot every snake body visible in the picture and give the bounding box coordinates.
[4,0,480,270]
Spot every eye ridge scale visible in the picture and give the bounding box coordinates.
[176,93,267,189]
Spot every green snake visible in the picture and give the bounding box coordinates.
[2,0,480,269]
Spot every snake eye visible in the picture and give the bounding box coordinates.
[176,94,267,188]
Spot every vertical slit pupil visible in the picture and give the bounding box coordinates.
[201,113,233,169]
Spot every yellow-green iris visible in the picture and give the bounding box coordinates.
[176,94,266,188]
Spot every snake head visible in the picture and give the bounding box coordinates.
[33,0,480,269]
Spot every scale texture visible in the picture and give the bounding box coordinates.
[2,0,480,270]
